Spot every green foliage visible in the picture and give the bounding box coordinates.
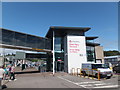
[31,59,38,62]
[31,59,44,62]
[104,50,120,56]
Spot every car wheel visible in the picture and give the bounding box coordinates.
[106,76,111,79]
[95,73,98,78]
[83,71,86,76]
[113,70,117,74]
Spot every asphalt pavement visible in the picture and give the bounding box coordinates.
[2,67,120,89]
[2,72,119,89]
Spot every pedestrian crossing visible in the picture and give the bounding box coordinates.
[75,81,119,88]
[58,76,119,89]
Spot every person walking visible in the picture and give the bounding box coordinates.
[3,67,8,80]
[9,65,16,81]
[0,66,5,89]
[21,60,26,71]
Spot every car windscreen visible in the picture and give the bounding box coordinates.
[92,64,109,69]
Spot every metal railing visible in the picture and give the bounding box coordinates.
[71,68,101,81]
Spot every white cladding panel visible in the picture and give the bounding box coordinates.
[0,57,4,66]
[67,36,87,73]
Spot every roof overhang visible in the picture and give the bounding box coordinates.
[46,26,91,38]
[86,37,98,40]
[86,42,100,46]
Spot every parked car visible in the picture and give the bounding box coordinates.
[81,63,113,79]
[113,63,120,73]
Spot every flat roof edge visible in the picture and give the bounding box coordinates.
[50,26,91,31]
[1,28,49,40]
[45,26,91,38]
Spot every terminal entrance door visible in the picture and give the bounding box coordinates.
[54,53,64,72]
[55,60,64,72]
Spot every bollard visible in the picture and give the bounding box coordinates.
[71,68,73,75]
[71,69,73,75]
[77,68,80,76]
[70,69,72,75]
[88,69,89,78]
[72,68,75,75]
[74,68,75,75]
[92,69,94,79]
[98,70,100,81]
[80,69,82,77]
[83,69,86,77]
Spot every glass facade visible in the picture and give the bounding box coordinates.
[1,27,103,73]
[86,40,94,43]
[1,29,51,50]
[104,58,118,65]
[2,30,14,45]
[54,37,64,72]
[55,37,61,51]
[86,46,95,62]
[14,32,26,46]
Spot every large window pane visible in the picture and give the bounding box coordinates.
[2,29,52,50]
[86,46,95,62]
[45,39,51,50]
[36,38,45,49]
[26,35,37,48]
[55,37,61,51]
[14,33,26,46]
[2,30,14,45]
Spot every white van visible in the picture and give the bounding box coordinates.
[81,63,113,79]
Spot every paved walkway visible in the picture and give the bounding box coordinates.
[5,73,81,88]
[2,67,119,89]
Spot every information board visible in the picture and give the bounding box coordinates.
[67,36,87,73]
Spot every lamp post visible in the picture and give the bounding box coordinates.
[52,30,55,75]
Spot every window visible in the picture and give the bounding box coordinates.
[55,37,61,51]
[86,46,95,62]
[2,30,14,45]
[14,33,26,46]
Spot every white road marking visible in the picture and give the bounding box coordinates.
[80,84,93,87]
[93,85,119,88]
[94,83,107,86]
[76,81,101,84]
[57,76,119,89]
[57,76,87,88]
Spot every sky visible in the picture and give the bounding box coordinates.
[2,2,118,51]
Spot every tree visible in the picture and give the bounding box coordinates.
[104,50,120,56]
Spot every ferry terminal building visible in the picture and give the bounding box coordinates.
[0,26,104,73]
